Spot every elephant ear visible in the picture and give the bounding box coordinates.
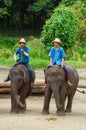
[22,69,29,83]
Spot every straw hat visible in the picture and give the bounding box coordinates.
[53,38,61,44]
[19,38,26,44]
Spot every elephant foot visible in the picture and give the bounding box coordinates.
[18,110,25,114]
[65,108,71,113]
[10,109,19,114]
[18,107,26,114]
[57,110,65,116]
[41,110,49,115]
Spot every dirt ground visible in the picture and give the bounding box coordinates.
[0,90,86,130]
[0,66,86,130]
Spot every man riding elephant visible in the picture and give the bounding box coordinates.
[4,38,35,113]
[44,38,73,89]
[42,38,79,116]
[4,38,34,88]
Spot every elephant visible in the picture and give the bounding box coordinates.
[42,65,79,116]
[8,64,35,113]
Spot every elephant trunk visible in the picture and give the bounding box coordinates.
[52,84,62,110]
[11,83,25,108]
[56,95,62,110]
[15,95,25,108]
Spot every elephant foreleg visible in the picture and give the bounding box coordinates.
[41,86,52,115]
[10,93,19,113]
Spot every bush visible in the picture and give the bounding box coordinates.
[82,54,86,61]
[41,6,77,52]
[62,0,76,6]
[0,49,12,58]
[0,36,18,49]
[27,38,48,59]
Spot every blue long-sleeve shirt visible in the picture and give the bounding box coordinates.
[48,47,66,65]
[15,46,30,63]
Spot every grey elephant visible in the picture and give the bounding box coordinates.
[8,64,35,113]
[42,65,79,116]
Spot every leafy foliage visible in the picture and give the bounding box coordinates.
[41,6,78,51]
[0,0,60,29]
[0,36,18,49]
[62,0,76,6]
[27,0,51,12]
[73,2,86,43]
[0,36,85,68]
[0,7,9,17]
[0,0,12,18]
[3,0,12,7]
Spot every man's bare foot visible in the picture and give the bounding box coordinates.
[67,80,73,87]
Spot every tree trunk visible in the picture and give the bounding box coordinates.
[18,0,24,29]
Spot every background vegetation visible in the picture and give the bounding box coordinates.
[41,6,77,51]
[0,0,86,69]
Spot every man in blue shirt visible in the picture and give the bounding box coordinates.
[48,39,66,67]
[14,38,30,64]
[4,38,34,87]
[44,38,73,87]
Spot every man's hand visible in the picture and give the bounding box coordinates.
[21,49,24,52]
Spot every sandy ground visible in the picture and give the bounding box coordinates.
[0,90,86,130]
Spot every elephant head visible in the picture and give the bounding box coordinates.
[46,66,65,109]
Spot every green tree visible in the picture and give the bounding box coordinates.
[41,6,77,51]
[72,1,86,44]
[0,0,61,29]
[27,0,61,29]
[0,0,12,18]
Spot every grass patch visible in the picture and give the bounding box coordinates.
[30,58,49,69]
[0,35,86,69]
[65,60,86,68]
[0,56,86,69]
[0,57,14,67]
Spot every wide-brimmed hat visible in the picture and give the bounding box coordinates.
[53,38,61,44]
[19,38,26,44]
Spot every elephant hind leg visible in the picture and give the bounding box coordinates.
[65,92,75,112]
[41,86,52,115]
